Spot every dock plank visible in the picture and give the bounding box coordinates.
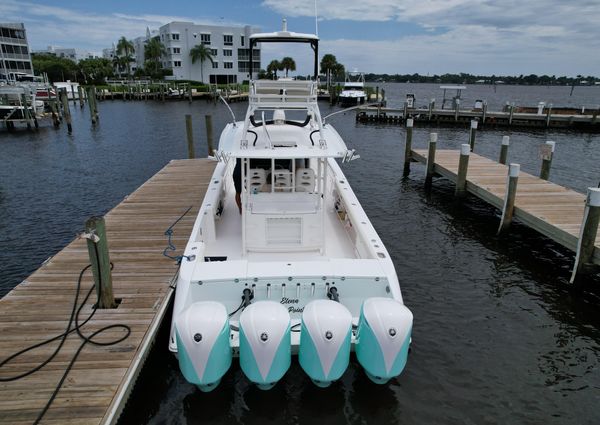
[411,149,600,265]
[0,159,217,424]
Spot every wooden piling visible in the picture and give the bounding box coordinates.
[546,104,553,127]
[84,216,116,309]
[21,93,33,130]
[454,99,460,121]
[455,144,470,197]
[185,114,195,159]
[49,88,60,127]
[499,135,510,165]
[403,118,414,177]
[77,85,84,107]
[508,104,514,125]
[469,120,478,152]
[428,99,434,121]
[482,101,488,124]
[87,87,98,125]
[71,84,77,106]
[497,163,520,234]
[205,114,215,156]
[425,133,438,189]
[570,188,600,283]
[60,88,73,133]
[539,140,555,181]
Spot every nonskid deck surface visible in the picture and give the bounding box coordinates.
[203,178,359,262]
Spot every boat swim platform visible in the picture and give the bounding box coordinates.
[410,149,600,272]
[0,159,216,425]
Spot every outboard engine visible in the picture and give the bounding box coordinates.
[175,301,232,392]
[239,301,291,390]
[299,300,352,387]
[356,297,413,384]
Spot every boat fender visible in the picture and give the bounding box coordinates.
[355,297,413,384]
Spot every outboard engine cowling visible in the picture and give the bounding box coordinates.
[356,297,413,384]
[239,301,291,390]
[175,301,232,392]
[299,300,352,387]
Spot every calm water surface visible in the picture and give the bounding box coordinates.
[1,84,599,424]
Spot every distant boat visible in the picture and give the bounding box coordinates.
[338,71,366,106]
[53,81,81,99]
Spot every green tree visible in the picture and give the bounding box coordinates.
[331,63,345,81]
[31,53,78,82]
[78,58,114,84]
[320,53,339,85]
[189,44,214,83]
[281,57,296,77]
[267,60,283,79]
[144,38,166,76]
[116,36,135,77]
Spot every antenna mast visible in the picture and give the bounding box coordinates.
[314,0,319,36]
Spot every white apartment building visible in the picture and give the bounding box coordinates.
[158,22,260,83]
[0,23,33,81]
[37,46,98,63]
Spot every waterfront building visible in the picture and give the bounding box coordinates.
[0,23,34,81]
[35,46,98,63]
[158,22,260,83]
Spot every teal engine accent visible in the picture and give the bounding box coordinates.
[299,321,351,387]
[355,300,412,384]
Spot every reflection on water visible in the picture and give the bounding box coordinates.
[1,84,600,424]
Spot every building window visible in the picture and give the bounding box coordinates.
[210,48,218,56]
[240,35,245,46]
[174,61,182,67]
[223,35,233,46]
[201,34,211,45]
[223,49,232,57]
[172,33,180,41]
[161,34,164,41]
[173,47,181,54]
[224,61,233,69]
[212,62,219,69]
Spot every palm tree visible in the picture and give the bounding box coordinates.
[320,54,338,86]
[281,57,296,78]
[144,38,166,75]
[267,60,283,80]
[189,44,214,83]
[116,36,135,77]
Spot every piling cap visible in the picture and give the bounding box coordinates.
[588,187,600,207]
[471,120,478,129]
[406,118,414,128]
[509,163,520,177]
[502,135,510,145]
[429,133,438,143]
[545,141,556,152]
[460,144,470,155]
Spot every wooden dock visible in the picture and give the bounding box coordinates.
[0,159,216,424]
[356,106,600,130]
[409,148,600,277]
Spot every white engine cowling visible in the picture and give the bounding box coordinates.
[175,301,232,392]
[239,301,291,390]
[299,300,352,387]
[355,297,413,384]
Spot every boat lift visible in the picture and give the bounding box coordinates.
[440,85,466,110]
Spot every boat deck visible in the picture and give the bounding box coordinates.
[0,159,216,425]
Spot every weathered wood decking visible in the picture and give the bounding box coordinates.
[0,159,216,424]
[411,149,600,266]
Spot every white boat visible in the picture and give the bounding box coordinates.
[338,71,367,106]
[169,24,413,392]
[53,81,81,99]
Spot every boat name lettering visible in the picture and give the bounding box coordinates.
[288,306,304,314]
[280,297,299,304]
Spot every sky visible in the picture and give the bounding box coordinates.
[1,0,599,76]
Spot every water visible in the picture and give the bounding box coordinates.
[1,84,600,424]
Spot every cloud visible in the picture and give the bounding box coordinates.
[0,0,244,53]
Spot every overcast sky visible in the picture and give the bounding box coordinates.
[2,0,599,76]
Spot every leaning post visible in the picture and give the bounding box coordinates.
[468,119,478,152]
[499,136,510,164]
[424,133,438,189]
[539,141,555,181]
[455,144,470,197]
[185,114,195,159]
[84,216,116,309]
[402,118,414,177]
[205,114,215,157]
[570,188,600,284]
[497,163,520,234]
